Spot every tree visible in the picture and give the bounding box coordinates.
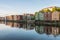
[40,8,51,13]
[51,7,57,12]
[56,7,60,11]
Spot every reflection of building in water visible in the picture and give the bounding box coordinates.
[52,27,60,37]
[14,22,20,27]
[5,22,14,27]
[0,21,5,24]
[44,26,52,35]
[5,22,34,30]
[14,23,23,28]
[5,22,23,28]
[35,26,44,34]
[35,25,60,37]
[23,23,34,30]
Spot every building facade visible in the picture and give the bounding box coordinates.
[44,12,52,21]
[35,12,39,20]
[52,11,60,21]
[35,12,44,21]
[23,14,34,20]
[38,12,44,20]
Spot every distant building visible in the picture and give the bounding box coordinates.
[13,15,23,21]
[23,14,34,20]
[6,15,23,21]
[0,17,5,20]
[17,15,23,20]
[13,15,17,20]
[6,15,14,20]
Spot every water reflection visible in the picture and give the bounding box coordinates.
[0,21,60,37]
[0,21,60,40]
[5,22,35,30]
[0,21,5,24]
[35,25,60,37]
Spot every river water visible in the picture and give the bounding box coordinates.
[0,21,60,40]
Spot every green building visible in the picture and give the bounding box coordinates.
[35,12,44,21]
[38,12,44,20]
[35,12,39,20]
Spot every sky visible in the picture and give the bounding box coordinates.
[0,0,60,17]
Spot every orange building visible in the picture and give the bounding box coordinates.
[6,15,14,20]
[6,15,23,21]
[52,11,60,21]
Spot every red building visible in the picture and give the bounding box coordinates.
[17,15,23,20]
[44,12,52,21]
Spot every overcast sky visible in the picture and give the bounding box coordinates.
[0,0,60,17]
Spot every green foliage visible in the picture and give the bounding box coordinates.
[51,7,57,12]
[39,10,44,13]
[35,12,39,17]
[56,7,60,11]
[43,8,50,12]
[39,6,60,13]
[39,8,51,13]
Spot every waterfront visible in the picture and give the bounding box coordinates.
[0,0,60,40]
[0,21,60,40]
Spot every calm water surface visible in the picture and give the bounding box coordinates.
[0,21,60,40]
